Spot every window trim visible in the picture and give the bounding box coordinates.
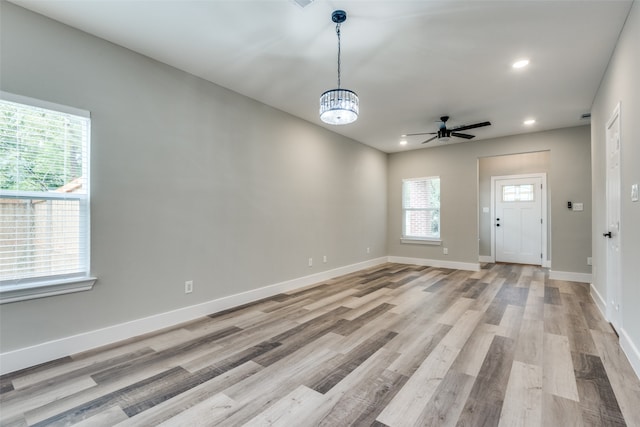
[0,276,97,304]
[0,92,95,304]
[401,176,441,244]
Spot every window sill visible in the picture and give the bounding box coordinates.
[400,238,442,246]
[0,276,97,304]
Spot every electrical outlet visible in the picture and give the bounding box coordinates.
[587,257,592,266]
[323,255,327,263]
[366,247,370,254]
[184,280,193,294]
[308,258,313,267]
[443,248,448,255]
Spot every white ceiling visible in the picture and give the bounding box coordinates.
[10,0,633,153]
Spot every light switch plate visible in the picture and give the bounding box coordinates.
[632,183,639,202]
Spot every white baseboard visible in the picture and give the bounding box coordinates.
[620,328,640,381]
[0,257,387,375]
[548,270,592,283]
[589,284,640,381]
[388,256,480,272]
[590,283,607,318]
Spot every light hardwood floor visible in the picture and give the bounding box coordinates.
[1,263,639,426]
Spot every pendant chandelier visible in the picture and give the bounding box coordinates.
[319,10,359,125]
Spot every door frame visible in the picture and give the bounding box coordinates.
[490,173,548,266]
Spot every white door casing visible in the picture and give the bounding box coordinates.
[491,174,547,266]
[605,102,622,330]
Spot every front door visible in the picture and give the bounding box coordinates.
[495,176,543,265]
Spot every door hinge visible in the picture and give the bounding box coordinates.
[540,218,543,224]
[541,253,543,258]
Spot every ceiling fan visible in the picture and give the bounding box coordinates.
[406,116,491,144]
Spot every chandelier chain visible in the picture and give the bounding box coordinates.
[336,23,341,88]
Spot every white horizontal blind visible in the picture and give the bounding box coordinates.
[402,177,440,239]
[0,95,90,283]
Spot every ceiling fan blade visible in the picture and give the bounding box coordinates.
[421,136,438,144]
[405,132,437,137]
[451,132,475,139]
[452,121,491,132]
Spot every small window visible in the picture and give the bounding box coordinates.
[402,176,440,241]
[502,184,534,202]
[1,92,94,302]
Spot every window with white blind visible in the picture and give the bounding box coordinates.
[0,92,95,303]
[402,176,441,244]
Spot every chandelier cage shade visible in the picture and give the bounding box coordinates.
[320,88,359,125]
[319,10,359,125]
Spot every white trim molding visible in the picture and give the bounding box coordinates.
[388,256,480,272]
[589,283,640,381]
[0,276,97,304]
[0,257,387,375]
[590,283,607,318]
[620,328,640,380]
[548,270,592,283]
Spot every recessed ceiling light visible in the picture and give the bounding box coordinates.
[400,140,408,146]
[524,119,536,125]
[401,134,407,137]
[513,59,530,69]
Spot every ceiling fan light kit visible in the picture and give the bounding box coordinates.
[320,10,359,125]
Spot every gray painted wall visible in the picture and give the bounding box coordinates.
[0,3,387,352]
[478,151,550,257]
[387,126,592,274]
[590,1,640,363]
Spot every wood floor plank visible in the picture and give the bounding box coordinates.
[591,329,640,426]
[437,297,475,326]
[307,330,398,394]
[450,322,500,377]
[2,263,640,427]
[376,344,462,426]
[542,392,584,427]
[498,361,542,427]
[471,335,516,406]
[543,332,580,401]
[514,319,544,366]
[241,385,324,427]
[71,405,129,426]
[115,361,262,426]
[414,369,475,427]
[561,293,599,356]
[572,351,626,425]
[308,349,405,427]
[386,322,451,377]
[155,393,236,427]
[0,375,97,421]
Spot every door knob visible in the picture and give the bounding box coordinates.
[603,231,612,238]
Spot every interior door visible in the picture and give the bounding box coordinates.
[495,177,543,265]
[605,103,622,330]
